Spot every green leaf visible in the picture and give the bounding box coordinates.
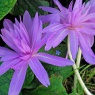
[77,82,84,95]
[43,64,73,81]
[39,1,49,6]
[0,0,17,20]
[11,0,49,17]
[23,74,68,95]
[0,69,13,95]
[23,66,34,89]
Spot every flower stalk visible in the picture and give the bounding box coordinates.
[74,48,82,91]
[68,36,92,95]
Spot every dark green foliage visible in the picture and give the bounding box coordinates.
[0,69,13,95]
[11,0,49,17]
[22,74,68,95]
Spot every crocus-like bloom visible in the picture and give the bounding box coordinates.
[0,11,73,95]
[40,0,95,64]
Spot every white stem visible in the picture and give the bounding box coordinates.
[68,36,92,95]
[76,48,82,68]
[74,48,82,90]
[66,51,69,59]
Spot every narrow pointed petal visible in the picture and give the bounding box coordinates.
[33,34,49,53]
[73,0,82,9]
[39,6,60,14]
[86,35,94,47]
[53,0,67,13]
[15,18,19,27]
[81,27,95,35]
[0,47,13,56]
[43,23,64,33]
[1,29,20,53]
[31,13,42,49]
[36,53,73,66]
[0,58,21,75]
[8,64,28,95]
[69,31,78,59]
[28,58,50,87]
[81,13,95,22]
[45,33,56,50]
[68,1,73,11]
[78,32,94,56]
[78,32,95,64]
[82,34,94,47]
[19,22,30,44]
[80,46,95,64]
[52,29,69,48]
[23,11,32,31]
[3,19,13,29]
[1,53,19,61]
[39,14,60,24]
[45,29,68,50]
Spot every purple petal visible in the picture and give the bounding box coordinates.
[1,29,20,53]
[73,0,82,9]
[19,22,30,44]
[39,6,60,14]
[78,32,94,55]
[23,11,33,43]
[53,0,67,13]
[28,58,50,87]
[39,14,60,24]
[15,18,19,27]
[81,27,95,35]
[80,46,95,64]
[45,33,56,50]
[1,53,19,61]
[33,34,49,54]
[0,58,21,75]
[3,19,13,30]
[36,53,74,66]
[23,11,32,31]
[90,6,95,13]
[52,29,69,48]
[43,23,64,33]
[81,13,95,22]
[0,47,13,56]
[8,63,28,95]
[45,28,68,50]
[69,31,78,59]
[82,33,94,47]
[90,0,95,6]
[31,13,42,49]
[78,32,95,64]
[68,1,73,11]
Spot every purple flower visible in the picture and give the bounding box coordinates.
[40,0,95,64]
[0,11,73,95]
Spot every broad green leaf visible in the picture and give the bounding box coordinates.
[11,0,49,17]
[0,0,17,20]
[0,69,13,95]
[43,64,73,81]
[23,74,68,95]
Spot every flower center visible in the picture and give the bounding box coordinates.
[67,25,83,30]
